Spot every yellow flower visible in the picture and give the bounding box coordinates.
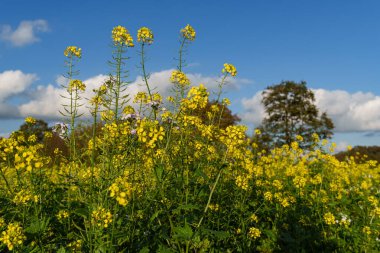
[264,191,273,201]
[68,239,82,251]
[25,116,36,124]
[137,27,154,44]
[68,79,86,92]
[170,70,190,86]
[323,212,336,225]
[222,98,231,106]
[56,210,69,222]
[112,25,134,47]
[362,226,371,235]
[250,214,259,223]
[91,207,113,228]
[64,46,81,58]
[0,223,26,251]
[248,227,261,239]
[27,134,37,143]
[181,24,196,41]
[0,217,5,228]
[208,203,219,211]
[222,63,237,77]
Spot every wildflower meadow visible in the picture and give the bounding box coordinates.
[0,24,379,252]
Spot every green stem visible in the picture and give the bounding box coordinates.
[114,45,123,122]
[141,43,157,120]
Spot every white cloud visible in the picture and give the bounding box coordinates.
[313,89,380,132]
[240,89,380,132]
[0,20,49,47]
[0,70,38,101]
[19,74,108,119]
[240,91,265,127]
[17,70,251,119]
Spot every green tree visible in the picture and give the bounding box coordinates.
[18,119,52,143]
[258,80,334,149]
[194,100,241,129]
[335,146,380,163]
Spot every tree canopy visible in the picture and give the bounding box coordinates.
[257,80,334,149]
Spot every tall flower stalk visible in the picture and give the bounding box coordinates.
[137,27,157,119]
[103,25,134,123]
[61,46,84,161]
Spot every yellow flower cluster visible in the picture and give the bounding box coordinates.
[109,176,133,206]
[64,46,81,58]
[112,25,134,47]
[91,207,113,228]
[24,116,36,124]
[182,115,202,127]
[362,226,371,235]
[170,70,191,86]
[56,210,69,222]
[89,95,103,107]
[68,79,86,92]
[323,212,336,225]
[101,110,115,122]
[182,84,209,110]
[137,27,154,44]
[12,190,38,205]
[250,214,259,223]
[236,175,250,190]
[0,223,26,251]
[248,227,261,239]
[181,24,196,41]
[208,203,219,211]
[134,92,149,103]
[14,148,43,172]
[67,239,82,251]
[219,125,248,151]
[136,119,165,148]
[222,63,237,77]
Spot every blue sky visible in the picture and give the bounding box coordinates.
[1,0,380,151]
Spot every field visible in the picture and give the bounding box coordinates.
[0,25,379,252]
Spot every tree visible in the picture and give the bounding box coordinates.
[18,119,52,143]
[258,80,334,149]
[194,100,241,129]
[335,146,380,163]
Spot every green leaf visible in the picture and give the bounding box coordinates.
[25,217,50,234]
[150,210,161,223]
[57,247,66,253]
[139,246,150,253]
[157,245,174,253]
[173,224,193,241]
[155,165,163,181]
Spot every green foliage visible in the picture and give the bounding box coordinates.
[18,119,51,143]
[335,145,380,163]
[195,100,241,129]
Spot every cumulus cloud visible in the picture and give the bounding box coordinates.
[0,70,38,102]
[240,89,380,133]
[0,20,49,47]
[19,74,108,119]
[17,70,251,119]
[313,89,380,132]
